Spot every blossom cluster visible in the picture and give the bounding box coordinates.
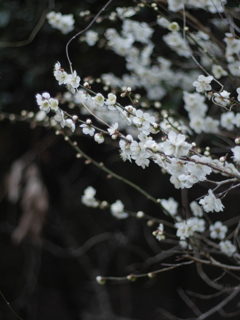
[46,11,75,34]
[33,0,240,286]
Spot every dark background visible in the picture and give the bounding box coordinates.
[0,1,240,319]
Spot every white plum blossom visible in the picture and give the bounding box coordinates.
[36,92,51,113]
[68,71,81,90]
[35,111,47,122]
[161,197,178,216]
[54,109,65,128]
[221,112,235,130]
[212,64,227,79]
[167,0,185,12]
[85,30,99,46]
[132,109,155,135]
[224,33,240,59]
[219,240,237,257]
[170,174,193,189]
[47,11,74,34]
[191,217,205,233]
[80,123,95,136]
[189,116,204,134]
[228,61,240,76]
[161,131,191,158]
[237,88,240,102]
[53,62,81,92]
[54,69,70,85]
[168,22,180,32]
[119,135,134,162]
[153,223,165,241]
[175,217,205,240]
[110,200,128,219]
[130,141,150,168]
[49,98,59,112]
[94,133,105,144]
[213,91,231,108]
[175,218,195,240]
[65,119,76,132]
[106,93,117,108]
[232,146,240,165]
[183,91,207,117]
[122,19,154,44]
[187,155,212,182]
[166,158,188,177]
[210,221,228,240]
[81,186,99,207]
[199,189,224,213]
[163,32,191,57]
[202,116,219,134]
[93,93,105,107]
[107,123,118,136]
[157,17,170,29]
[193,75,213,93]
[116,7,136,19]
[190,201,203,217]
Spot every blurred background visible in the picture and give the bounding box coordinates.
[0,1,240,319]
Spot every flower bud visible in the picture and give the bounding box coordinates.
[96,276,106,285]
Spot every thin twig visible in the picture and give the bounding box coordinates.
[66,0,113,73]
[0,0,55,47]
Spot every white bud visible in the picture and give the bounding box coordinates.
[136,211,144,218]
[86,119,92,125]
[96,276,106,285]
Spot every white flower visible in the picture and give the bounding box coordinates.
[35,111,47,122]
[36,92,50,105]
[107,123,118,136]
[232,146,240,165]
[190,217,205,233]
[175,219,195,240]
[54,70,70,85]
[119,135,133,162]
[39,99,51,113]
[162,131,191,158]
[237,88,240,102]
[80,123,95,136]
[157,17,170,28]
[168,22,180,32]
[153,224,165,241]
[93,93,105,107]
[54,109,65,128]
[221,111,235,130]
[110,200,128,219]
[106,93,117,106]
[161,197,178,216]
[68,70,81,90]
[212,64,227,79]
[210,221,228,240]
[94,133,104,144]
[199,190,224,213]
[187,155,212,183]
[163,32,191,57]
[213,91,231,108]
[167,0,184,12]
[49,98,59,112]
[193,75,213,93]
[228,61,240,76]
[202,116,219,134]
[65,118,75,132]
[85,30,99,46]
[47,11,74,34]
[81,186,99,207]
[190,201,203,217]
[219,240,236,257]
